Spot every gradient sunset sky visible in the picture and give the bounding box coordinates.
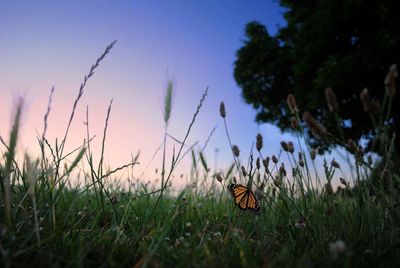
[1,1,315,186]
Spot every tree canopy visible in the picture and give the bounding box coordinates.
[234,0,400,152]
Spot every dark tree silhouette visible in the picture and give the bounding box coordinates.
[234,0,400,152]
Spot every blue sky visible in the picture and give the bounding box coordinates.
[0,1,322,186]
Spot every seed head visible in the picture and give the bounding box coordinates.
[216,174,223,183]
[384,64,397,97]
[325,87,338,113]
[274,174,282,187]
[360,88,371,112]
[287,141,294,153]
[256,157,260,170]
[347,139,358,153]
[290,116,299,129]
[232,145,240,157]
[279,163,286,177]
[232,177,237,184]
[272,155,278,164]
[262,157,270,170]
[340,177,348,186]
[286,94,298,114]
[280,141,289,152]
[219,102,226,118]
[310,149,316,160]
[298,152,304,167]
[256,133,263,151]
[331,159,340,169]
[241,166,247,177]
[302,111,327,139]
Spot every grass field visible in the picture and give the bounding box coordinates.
[1,42,399,267]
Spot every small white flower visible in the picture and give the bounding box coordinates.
[329,239,346,259]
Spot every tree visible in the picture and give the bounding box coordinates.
[234,0,400,153]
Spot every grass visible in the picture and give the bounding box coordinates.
[1,43,400,267]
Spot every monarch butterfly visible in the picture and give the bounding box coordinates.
[228,184,260,214]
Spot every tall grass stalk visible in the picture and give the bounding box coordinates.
[161,80,174,196]
[220,102,244,183]
[2,98,23,227]
[151,88,208,216]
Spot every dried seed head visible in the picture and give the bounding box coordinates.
[219,102,226,118]
[232,177,237,184]
[325,87,338,113]
[280,141,289,152]
[302,111,327,139]
[292,167,298,177]
[279,163,286,177]
[286,94,298,114]
[232,145,240,157]
[241,166,247,177]
[331,159,340,169]
[256,157,260,170]
[384,64,397,97]
[272,155,278,164]
[310,149,316,160]
[298,152,304,167]
[262,157,270,170]
[347,139,358,153]
[274,174,282,187]
[325,182,334,195]
[290,116,299,129]
[256,133,263,151]
[340,177,348,186]
[216,174,223,183]
[287,141,294,153]
[360,88,371,112]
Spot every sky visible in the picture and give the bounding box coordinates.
[1,1,338,189]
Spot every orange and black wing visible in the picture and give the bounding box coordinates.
[228,184,260,214]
